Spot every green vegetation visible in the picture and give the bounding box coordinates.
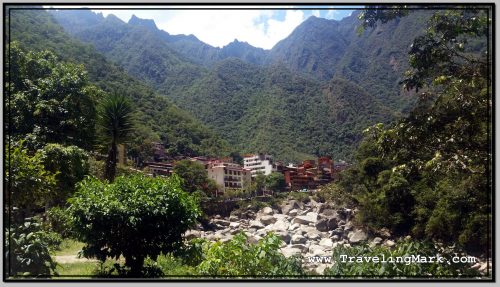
[97,94,135,182]
[335,8,491,254]
[8,9,229,161]
[68,175,200,275]
[173,159,217,195]
[6,218,59,277]
[324,239,479,277]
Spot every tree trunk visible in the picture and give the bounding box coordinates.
[104,144,117,182]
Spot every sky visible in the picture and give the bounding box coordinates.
[85,7,359,49]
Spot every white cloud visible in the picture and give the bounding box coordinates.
[159,10,305,49]
[325,10,340,19]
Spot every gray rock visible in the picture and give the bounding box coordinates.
[275,230,291,244]
[379,227,391,238]
[260,215,277,225]
[384,240,396,247]
[249,220,264,229]
[315,218,338,232]
[280,247,302,258]
[293,212,318,225]
[319,238,333,248]
[331,235,340,241]
[291,244,308,251]
[229,222,240,228]
[261,206,274,215]
[247,235,262,244]
[271,220,290,232]
[213,219,231,227]
[288,209,298,217]
[369,237,383,247]
[280,200,301,215]
[348,229,368,244]
[291,234,307,244]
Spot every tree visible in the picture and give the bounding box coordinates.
[5,140,57,220]
[68,175,200,275]
[173,159,217,195]
[97,94,134,182]
[39,144,89,207]
[352,7,492,253]
[265,172,286,193]
[7,43,99,150]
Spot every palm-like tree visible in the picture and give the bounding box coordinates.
[97,94,134,182]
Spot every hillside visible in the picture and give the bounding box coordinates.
[8,8,229,159]
[48,9,423,162]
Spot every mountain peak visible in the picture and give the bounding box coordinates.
[128,15,158,31]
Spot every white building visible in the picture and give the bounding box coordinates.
[243,154,275,177]
[207,162,252,194]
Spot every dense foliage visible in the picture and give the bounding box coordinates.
[39,144,89,206]
[5,218,60,277]
[338,8,491,254]
[6,43,99,150]
[324,239,479,278]
[173,159,217,195]
[68,175,200,275]
[8,9,229,161]
[6,141,57,215]
[194,232,305,277]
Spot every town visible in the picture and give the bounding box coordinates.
[138,142,350,197]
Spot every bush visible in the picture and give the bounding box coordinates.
[68,174,200,275]
[324,239,480,278]
[45,207,74,239]
[313,183,355,207]
[5,218,59,278]
[196,232,305,277]
[39,144,89,206]
[288,192,310,203]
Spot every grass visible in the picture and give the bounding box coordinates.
[54,239,85,256]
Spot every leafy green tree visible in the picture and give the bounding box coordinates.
[196,232,304,277]
[97,94,134,182]
[265,172,287,193]
[39,144,89,207]
[5,218,59,278]
[350,8,492,253]
[68,175,200,275]
[5,141,57,218]
[173,160,217,195]
[7,43,99,150]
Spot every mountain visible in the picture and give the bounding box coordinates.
[8,8,229,159]
[46,9,430,162]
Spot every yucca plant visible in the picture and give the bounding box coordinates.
[97,94,134,182]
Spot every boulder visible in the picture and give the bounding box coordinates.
[249,220,264,229]
[315,218,338,232]
[260,215,277,225]
[213,219,231,226]
[275,230,291,244]
[247,234,262,244]
[229,222,240,229]
[280,200,301,215]
[271,220,290,232]
[291,234,307,244]
[261,206,274,215]
[229,215,239,222]
[293,212,318,225]
[291,244,308,251]
[319,238,333,248]
[280,247,302,258]
[288,209,298,217]
[348,229,368,244]
[184,230,201,240]
[379,227,391,238]
[384,240,396,248]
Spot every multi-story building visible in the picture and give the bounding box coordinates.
[207,161,252,194]
[243,153,275,177]
[282,157,336,191]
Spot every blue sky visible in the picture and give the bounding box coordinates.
[81,6,361,49]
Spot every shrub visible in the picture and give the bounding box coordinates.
[324,239,480,278]
[5,218,59,278]
[196,232,305,277]
[68,174,200,276]
[45,207,74,239]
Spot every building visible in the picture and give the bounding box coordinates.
[243,153,275,177]
[144,161,174,177]
[207,161,252,195]
[282,157,336,191]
